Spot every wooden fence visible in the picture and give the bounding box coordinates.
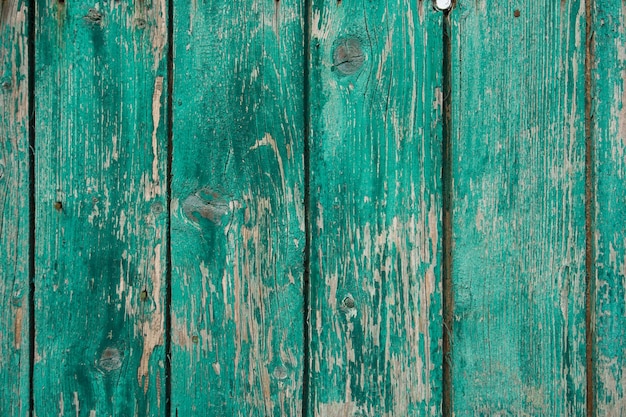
[1,0,625,415]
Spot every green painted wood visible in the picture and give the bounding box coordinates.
[170,0,305,415]
[307,3,443,415]
[0,1,30,416]
[448,1,587,415]
[592,1,626,413]
[34,0,168,415]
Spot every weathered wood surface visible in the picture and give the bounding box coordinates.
[592,1,626,414]
[307,2,443,415]
[34,0,169,415]
[169,0,306,415]
[3,1,626,415]
[0,0,30,416]
[447,1,587,415]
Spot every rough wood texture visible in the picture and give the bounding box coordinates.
[34,0,168,415]
[0,1,30,416]
[592,1,626,414]
[170,0,306,415]
[2,0,626,413]
[448,1,587,414]
[307,2,443,415]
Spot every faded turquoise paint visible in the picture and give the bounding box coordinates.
[592,1,626,414]
[34,0,168,415]
[2,1,626,415]
[0,1,30,416]
[170,0,306,415]
[448,1,587,415]
[307,1,443,415]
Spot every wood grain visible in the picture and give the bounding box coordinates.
[170,0,306,415]
[448,1,587,414]
[307,2,443,415]
[0,0,30,416]
[2,0,623,413]
[34,0,168,414]
[592,1,626,414]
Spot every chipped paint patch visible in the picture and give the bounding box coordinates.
[317,401,362,416]
[149,76,164,200]
[138,243,164,391]
[150,0,167,70]
[13,306,23,348]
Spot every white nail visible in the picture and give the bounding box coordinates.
[436,0,451,10]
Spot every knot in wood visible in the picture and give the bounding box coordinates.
[342,296,356,309]
[84,9,103,26]
[273,365,289,380]
[333,38,364,75]
[182,187,230,225]
[97,347,122,373]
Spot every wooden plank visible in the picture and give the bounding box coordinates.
[307,2,443,415]
[0,1,30,416]
[34,1,168,415]
[169,0,305,415]
[448,1,587,415]
[592,1,626,413]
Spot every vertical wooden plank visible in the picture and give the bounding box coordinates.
[307,2,443,415]
[170,0,305,415]
[34,0,168,415]
[592,1,626,413]
[448,1,587,415]
[0,1,30,416]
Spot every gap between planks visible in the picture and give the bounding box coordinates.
[441,7,453,417]
[584,0,596,414]
[301,0,313,414]
[28,0,36,412]
[165,0,175,413]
